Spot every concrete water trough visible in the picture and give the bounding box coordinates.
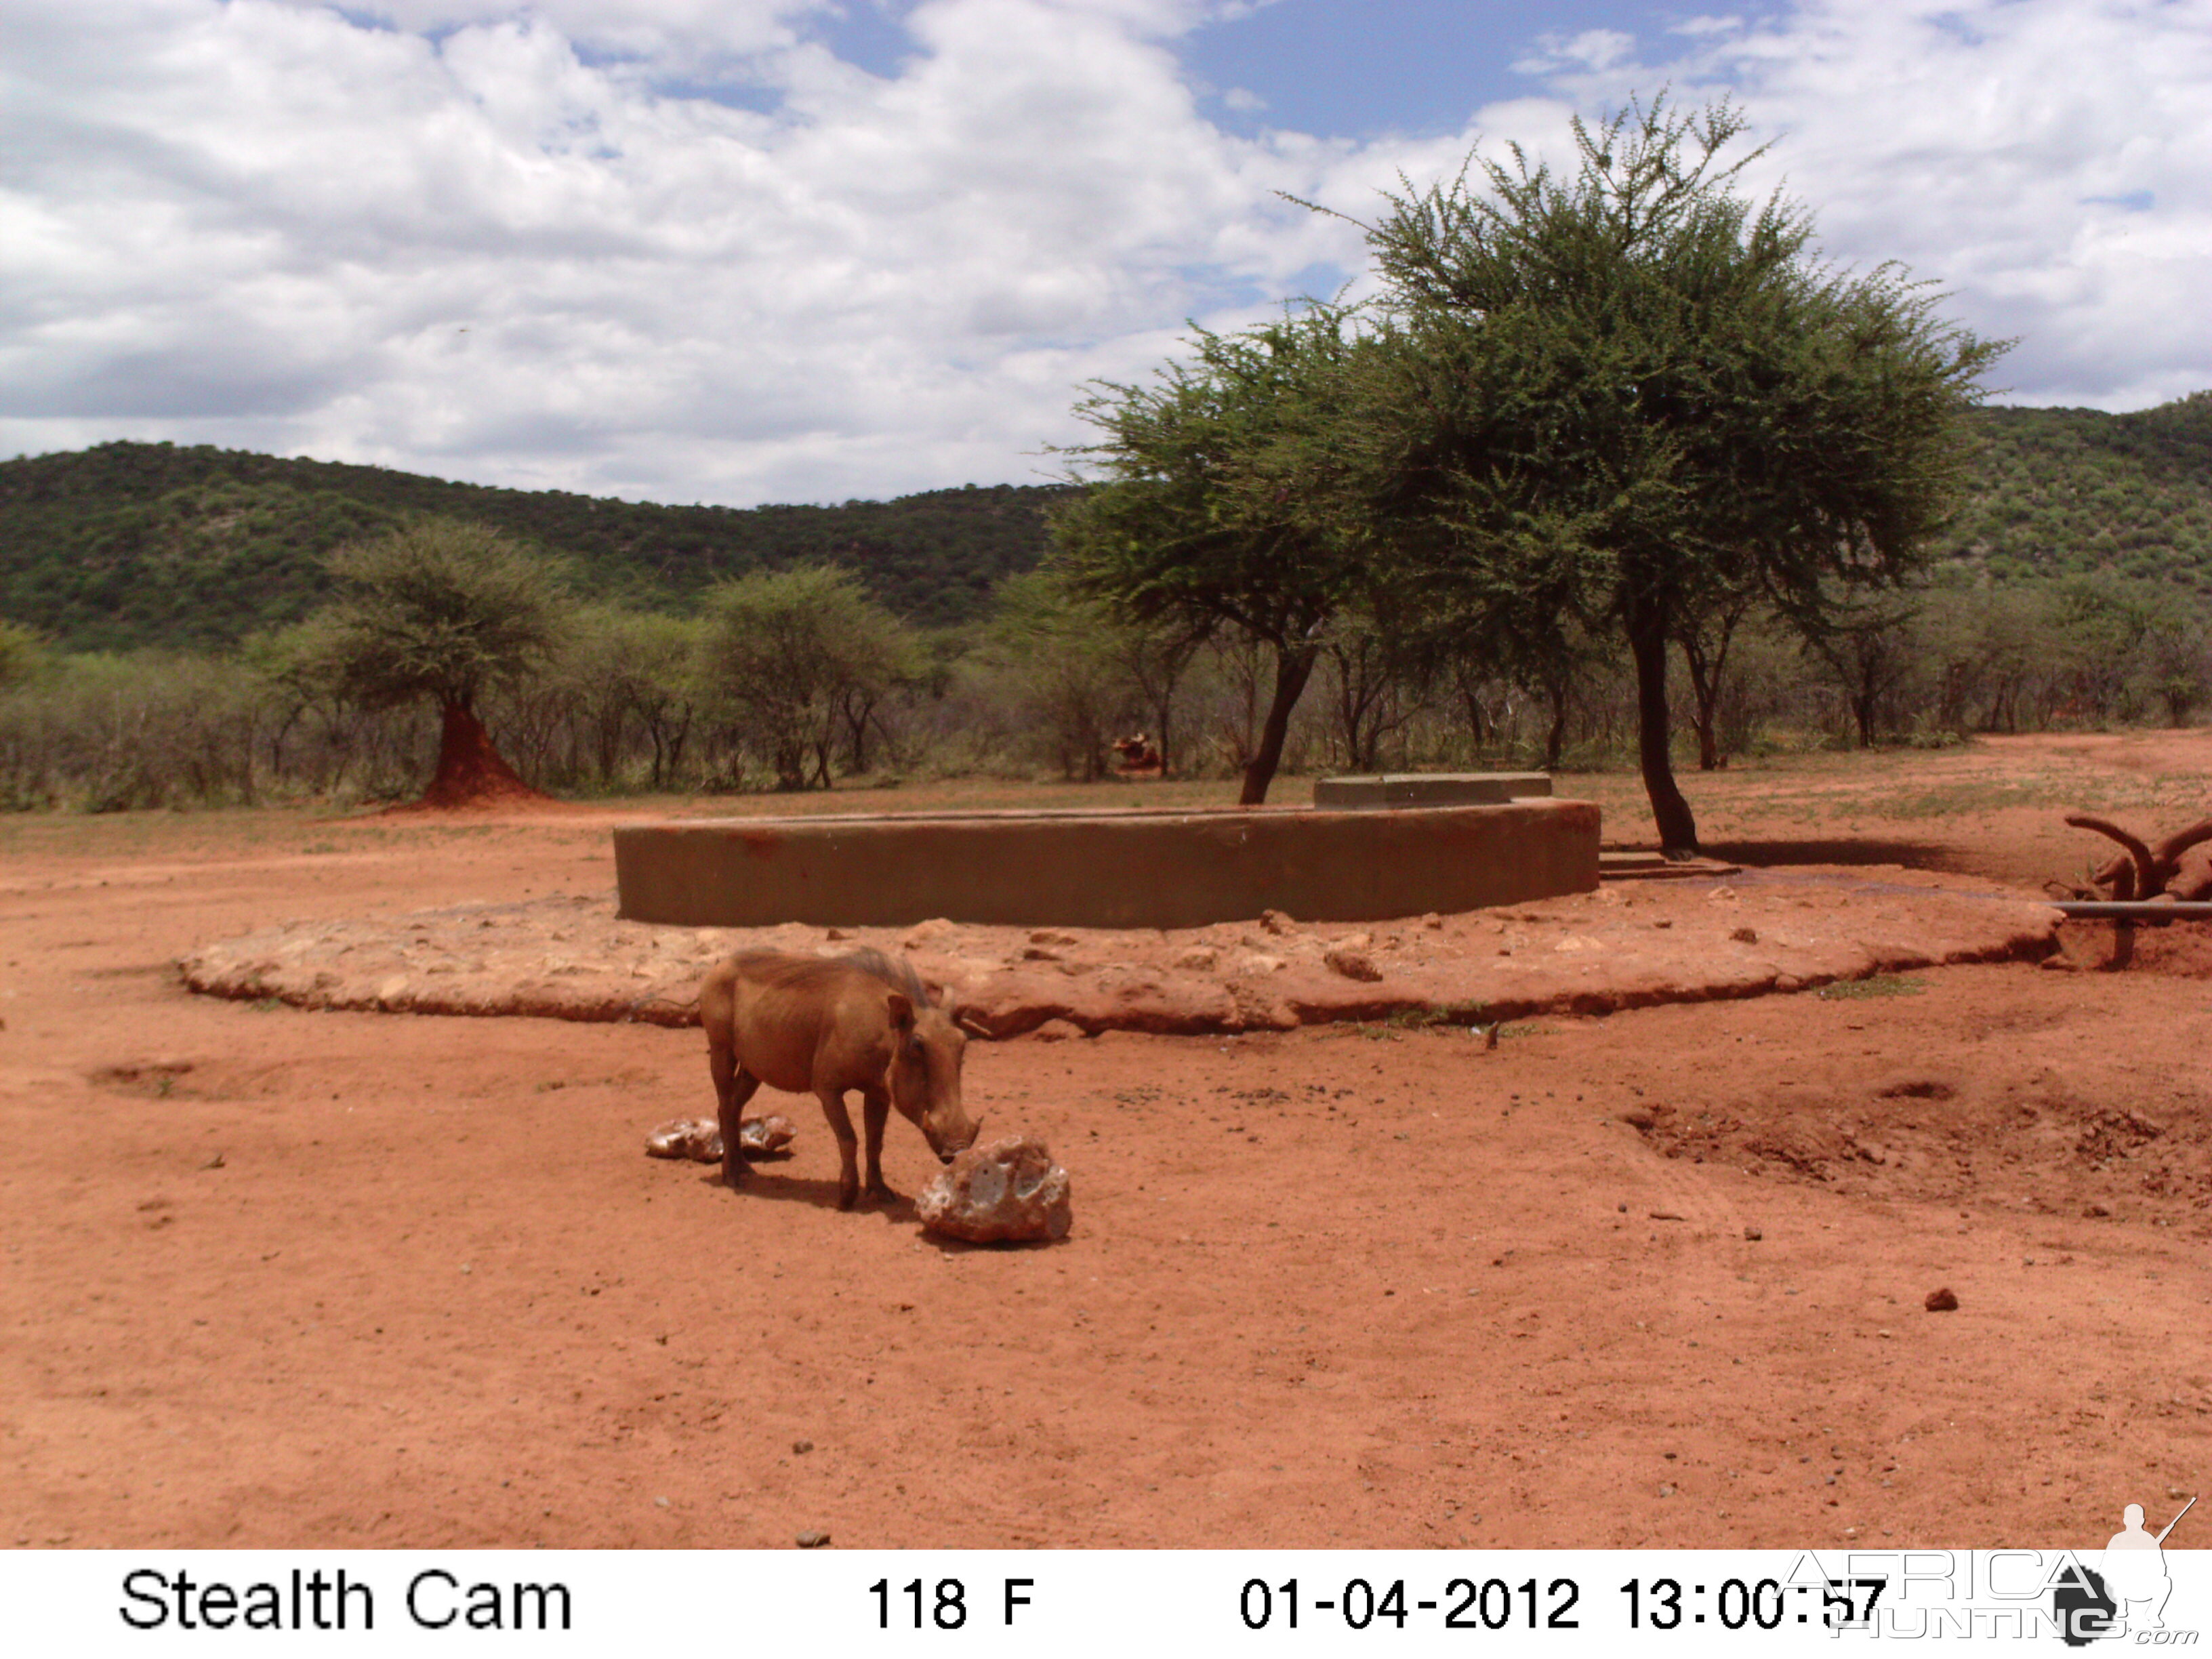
[613,796,1601,930]
[1313,772,1553,808]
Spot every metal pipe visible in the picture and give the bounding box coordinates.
[2053,901,2212,920]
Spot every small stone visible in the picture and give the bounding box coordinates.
[647,1114,794,1163]
[1925,1287,1959,1312]
[2084,1203,2110,1218]
[1744,1225,1763,1242]
[792,1439,813,1455]
[796,1530,830,1549]
[1731,926,1759,944]
[1029,1019,1086,1042]
[1323,947,1382,983]
[1028,930,1078,946]
[1175,947,1219,971]
[824,927,849,940]
[1260,909,1294,935]
[645,1117,722,1161]
[737,1114,796,1157]
[918,1136,1073,1244]
[1422,914,1443,929]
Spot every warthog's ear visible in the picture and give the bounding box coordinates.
[886,991,916,1031]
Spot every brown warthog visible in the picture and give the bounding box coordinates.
[699,948,981,1210]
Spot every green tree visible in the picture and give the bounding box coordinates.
[0,619,42,693]
[303,519,571,804]
[977,572,1133,781]
[696,565,914,790]
[1351,96,2005,850]
[1051,307,1373,803]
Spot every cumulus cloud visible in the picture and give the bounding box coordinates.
[0,0,2204,505]
[1525,0,2212,412]
[0,0,1404,501]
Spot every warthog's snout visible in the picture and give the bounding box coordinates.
[925,1111,981,1164]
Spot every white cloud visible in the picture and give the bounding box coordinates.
[1,0,2205,506]
[1520,0,2212,412]
[1512,28,1639,78]
[0,0,1405,501]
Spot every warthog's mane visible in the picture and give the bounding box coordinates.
[736,946,935,1008]
[836,946,933,1007]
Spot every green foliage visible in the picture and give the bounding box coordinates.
[1052,307,1374,801]
[1054,307,1373,645]
[975,572,1137,781]
[306,520,572,714]
[0,618,43,692]
[0,441,1066,652]
[695,565,917,790]
[1816,975,1927,1000]
[1347,94,2005,846]
[1936,392,2212,586]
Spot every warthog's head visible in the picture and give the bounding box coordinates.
[885,990,981,1163]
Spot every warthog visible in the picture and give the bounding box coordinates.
[699,948,981,1210]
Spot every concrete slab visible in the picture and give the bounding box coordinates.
[1314,773,1553,808]
[612,798,1599,930]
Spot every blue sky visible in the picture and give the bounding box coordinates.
[813,0,1681,138]
[1,0,2205,505]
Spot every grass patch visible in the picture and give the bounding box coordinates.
[1383,1000,1490,1030]
[1816,975,1927,1000]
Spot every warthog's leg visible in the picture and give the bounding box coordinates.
[861,1087,897,1205]
[817,1086,862,1210]
[710,1045,761,1191]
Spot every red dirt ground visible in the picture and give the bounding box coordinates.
[4,733,2209,1551]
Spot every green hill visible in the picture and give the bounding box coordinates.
[1933,390,2212,587]
[5,391,2210,653]
[0,442,1071,651]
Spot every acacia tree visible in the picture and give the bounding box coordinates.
[1051,307,1373,804]
[697,565,914,791]
[304,519,570,805]
[1353,96,2004,851]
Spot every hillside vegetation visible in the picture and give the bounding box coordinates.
[5,394,2210,655]
[1935,392,2212,586]
[0,441,1069,651]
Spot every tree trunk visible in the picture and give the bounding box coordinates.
[1679,637,1722,771]
[1627,607,1699,855]
[1542,677,1570,773]
[1239,645,1318,806]
[421,700,546,808]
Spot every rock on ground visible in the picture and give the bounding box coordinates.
[644,1113,795,1163]
[918,1136,1073,1244]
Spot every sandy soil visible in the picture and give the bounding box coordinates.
[4,735,2210,1551]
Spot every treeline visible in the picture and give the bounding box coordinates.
[1,558,2205,813]
[0,441,1069,651]
[3,391,2210,659]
